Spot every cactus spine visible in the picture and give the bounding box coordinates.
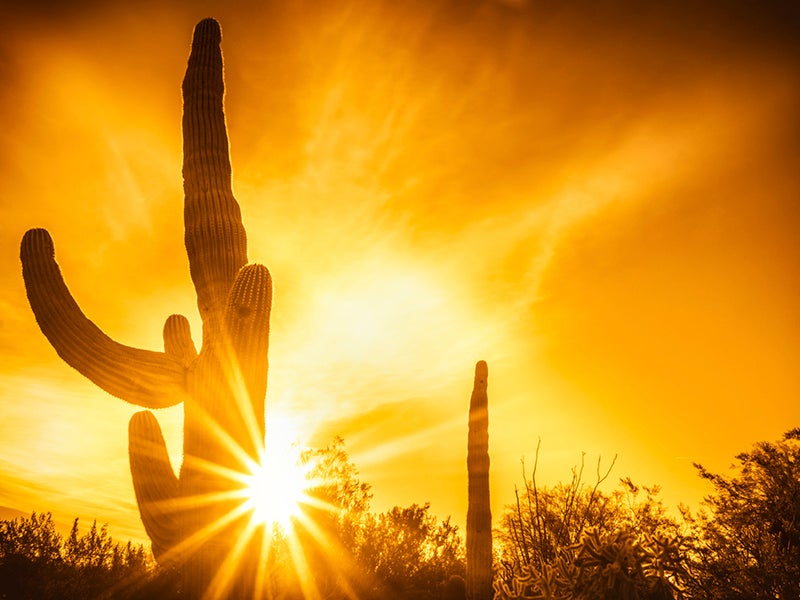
[21,18,269,598]
[467,360,492,600]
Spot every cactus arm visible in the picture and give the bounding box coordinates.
[221,263,272,460]
[164,314,198,365]
[182,17,248,333]
[466,360,493,600]
[224,264,271,411]
[181,263,271,496]
[129,411,180,564]
[20,228,187,409]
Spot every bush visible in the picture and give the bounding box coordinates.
[0,512,160,600]
[683,429,800,600]
[495,443,687,600]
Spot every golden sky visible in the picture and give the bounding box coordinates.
[1,0,799,544]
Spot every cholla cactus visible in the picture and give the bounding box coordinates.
[467,360,493,600]
[20,18,269,597]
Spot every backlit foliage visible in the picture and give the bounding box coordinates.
[495,444,688,600]
[0,512,155,600]
[683,429,800,600]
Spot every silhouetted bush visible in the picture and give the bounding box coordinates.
[683,429,800,600]
[494,444,688,599]
[262,437,466,600]
[355,503,464,599]
[0,512,168,600]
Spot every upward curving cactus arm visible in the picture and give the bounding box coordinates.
[163,314,198,365]
[182,17,248,334]
[221,263,272,460]
[20,228,187,409]
[129,411,180,563]
[183,263,272,470]
[223,265,271,408]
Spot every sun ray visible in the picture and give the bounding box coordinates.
[288,504,364,600]
[285,531,321,600]
[203,517,264,600]
[132,386,362,598]
[350,410,467,470]
[218,346,269,460]
[186,402,263,468]
[253,526,275,600]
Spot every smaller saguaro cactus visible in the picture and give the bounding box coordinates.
[467,360,493,600]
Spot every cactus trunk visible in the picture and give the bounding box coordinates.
[467,360,492,600]
[21,18,270,599]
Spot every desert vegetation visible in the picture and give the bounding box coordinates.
[493,429,800,600]
[0,511,161,599]
[3,430,800,599]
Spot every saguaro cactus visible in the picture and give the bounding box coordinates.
[21,18,268,598]
[467,360,493,600]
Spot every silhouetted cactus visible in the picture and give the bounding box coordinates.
[467,360,493,600]
[21,18,268,598]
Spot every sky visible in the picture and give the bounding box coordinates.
[1,0,799,545]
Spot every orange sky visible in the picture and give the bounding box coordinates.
[1,0,799,545]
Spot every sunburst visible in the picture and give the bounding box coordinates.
[241,416,310,530]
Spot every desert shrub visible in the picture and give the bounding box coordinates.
[356,503,465,599]
[683,429,800,600]
[0,512,158,599]
[495,442,687,600]
[258,437,466,600]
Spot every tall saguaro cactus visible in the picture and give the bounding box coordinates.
[20,18,268,598]
[467,360,493,600]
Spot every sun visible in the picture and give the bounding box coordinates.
[242,416,310,530]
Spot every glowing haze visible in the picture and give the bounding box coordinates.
[0,0,798,544]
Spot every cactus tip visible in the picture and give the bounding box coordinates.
[129,410,158,435]
[245,263,272,280]
[193,18,222,45]
[475,360,488,380]
[20,228,55,259]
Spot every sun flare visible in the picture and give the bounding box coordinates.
[242,416,310,530]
